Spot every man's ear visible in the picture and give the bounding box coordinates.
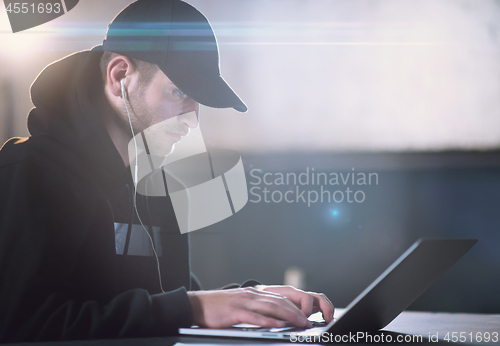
[106,55,138,98]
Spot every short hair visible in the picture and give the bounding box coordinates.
[99,51,159,86]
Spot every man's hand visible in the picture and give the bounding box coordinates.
[187,287,313,329]
[255,285,334,323]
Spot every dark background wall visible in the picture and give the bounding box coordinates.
[190,151,500,313]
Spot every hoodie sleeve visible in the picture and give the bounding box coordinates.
[0,146,193,342]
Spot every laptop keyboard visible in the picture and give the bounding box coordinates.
[237,320,327,333]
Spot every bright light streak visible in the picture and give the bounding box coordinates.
[220,41,458,46]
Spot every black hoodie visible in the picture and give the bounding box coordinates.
[0,50,199,342]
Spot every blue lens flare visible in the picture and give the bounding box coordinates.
[330,208,339,217]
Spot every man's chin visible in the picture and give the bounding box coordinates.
[148,144,175,158]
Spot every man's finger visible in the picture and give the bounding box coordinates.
[282,287,314,317]
[245,288,303,312]
[247,298,312,327]
[256,286,314,317]
[234,310,285,328]
[299,293,314,317]
[311,292,335,322]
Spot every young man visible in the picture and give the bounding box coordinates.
[0,0,333,342]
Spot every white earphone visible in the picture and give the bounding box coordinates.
[120,78,138,183]
[120,78,127,100]
[120,77,165,293]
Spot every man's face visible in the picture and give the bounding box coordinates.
[128,69,199,157]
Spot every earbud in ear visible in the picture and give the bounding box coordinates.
[120,79,126,99]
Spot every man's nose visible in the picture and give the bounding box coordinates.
[179,100,199,128]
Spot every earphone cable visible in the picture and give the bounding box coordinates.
[121,79,165,293]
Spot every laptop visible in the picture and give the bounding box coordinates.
[179,238,478,340]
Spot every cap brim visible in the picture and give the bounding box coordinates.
[159,66,248,113]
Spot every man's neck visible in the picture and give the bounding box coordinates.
[96,90,132,167]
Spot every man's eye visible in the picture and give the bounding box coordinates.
[166,88,186,99]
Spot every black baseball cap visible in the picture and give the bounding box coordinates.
[92,0,247,112]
